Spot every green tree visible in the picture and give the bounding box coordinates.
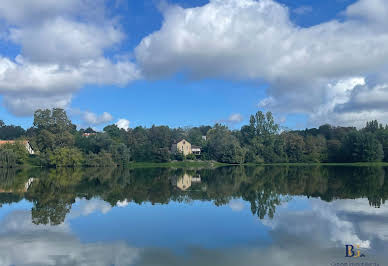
[0,149,17,168]
[206,124,245,164]
[0,122,25,140]
[342,131,384,162]
[48,147,84,167]
[282,132,305,163]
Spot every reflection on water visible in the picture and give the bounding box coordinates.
[0,166,387,265]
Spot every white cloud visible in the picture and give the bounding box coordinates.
[229,199,245,211]
[263,198,373,249]
[69,198,112,218]
[346,0,388,25]
[9,17,124,65]
[228,113,244,124]
[0,0,140,116]
[83,111,113,126]
[135,0,388,126]
[117,199,129,207]
[218,113,244,125]
[116,118,130,130]
[0,210,140,266]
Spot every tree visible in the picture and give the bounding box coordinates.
[109,143,131,166]
[32,109,76,152]
[0,149,17,168]
[242,111,282,163]
[282,132,305,163]
[0,121,25,140]
[341,131,384,162]
[304,135,327,163]
[33,108,75,133]
[206,124,245,164]
[48,147,84,167]
[364,120,380,134]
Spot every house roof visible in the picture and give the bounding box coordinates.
[173,139,190,144]
[191,145,201,149]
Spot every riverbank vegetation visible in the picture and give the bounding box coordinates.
[1,108,388,167]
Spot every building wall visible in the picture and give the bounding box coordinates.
[176,173,192,191]
[177,140,192,156]
[25,142,35,155]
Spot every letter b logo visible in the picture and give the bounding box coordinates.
[345,245,354,257]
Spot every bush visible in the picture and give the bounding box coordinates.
[186,153,196,160]
[174,152,184,161]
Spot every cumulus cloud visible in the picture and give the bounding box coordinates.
[229,199,245,211]
[0,210,140,266]
[218,113,244,125]
[0,0,140,116]
[67,199,112,219]
[117,199,129,207]
[346,0,388,25]
[262,198,386,249]
[227,113,244,123]
[135,0,388,126]
[116,118,130,130]
[82,111,114,126]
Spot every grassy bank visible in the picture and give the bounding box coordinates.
[126,161,228,168]
[124,161,388,168]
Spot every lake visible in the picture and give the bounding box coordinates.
[0,166,387,265]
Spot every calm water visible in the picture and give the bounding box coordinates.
[0,166,387,266]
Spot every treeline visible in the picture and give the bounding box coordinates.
[1,108,388,167]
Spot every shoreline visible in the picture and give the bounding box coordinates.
[4,161,388,170]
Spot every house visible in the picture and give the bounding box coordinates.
[171,139,202,156]
[171,139,192,156]
[175,173,192,191]
[170,173,201,191]
[0,140,35,155]
[191,145,201,155]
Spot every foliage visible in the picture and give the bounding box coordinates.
[48,147,84,167]
[4,108,388,166]
[0,121,25,140]
[0,149,17,168]
[207,124,245,164]
[341,131,384,162]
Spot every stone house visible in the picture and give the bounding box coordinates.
[171,139,192,156]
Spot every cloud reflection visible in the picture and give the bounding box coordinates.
[0,197,387,265]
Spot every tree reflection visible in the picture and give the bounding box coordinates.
[1,165,388,225]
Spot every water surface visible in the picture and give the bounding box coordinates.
[0,166,387,265]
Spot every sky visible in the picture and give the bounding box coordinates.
[0,0,387,130]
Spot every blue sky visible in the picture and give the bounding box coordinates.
[0,0,387,130]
